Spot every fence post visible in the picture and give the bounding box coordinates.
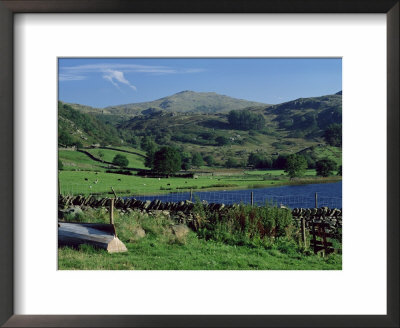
[111,187,118,199]
[301,216,306,245]
[190,189,193,202]
[109,198,114,225]
[315,192,318,208]
[251,191,254,206]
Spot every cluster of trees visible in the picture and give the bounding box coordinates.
[323,123,342,147]
[247,153,288,170]
[147,147,212,176]
[142,138,216,175]
[227,109,265,130]
[285,155,339,178]
[247,152,340,178]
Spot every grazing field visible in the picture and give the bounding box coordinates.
[58,150,105,171]
[58,147,341,196]
[111,146,147,156]
[58,169,341,196]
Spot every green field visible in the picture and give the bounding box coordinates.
[59,150,105,171]
[85,148,147,169]
[59,147,341,196]
[58,236,342,270]
[111,146,147,156]
[59,169,340,196]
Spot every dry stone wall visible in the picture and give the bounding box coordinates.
[291,207,342,237]
[58,195,342,236]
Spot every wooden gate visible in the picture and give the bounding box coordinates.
[310,222,335,256]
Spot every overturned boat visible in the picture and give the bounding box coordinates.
[58,222,127,253]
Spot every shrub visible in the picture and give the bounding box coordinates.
[112,154,129,168]
[197,204,295,248]
[316,158,337,177]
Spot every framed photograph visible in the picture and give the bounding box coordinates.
[0,0,398,327]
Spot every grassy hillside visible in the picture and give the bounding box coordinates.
[297,145,342,167]
[58,102,121,147]
[59,150,105,171]
[268,93,342,138]
[104,90,268,116]
[59,91,342,175]
[116,93,342,165]
[85,148,148,170]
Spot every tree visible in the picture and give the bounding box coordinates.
[337,165,342,176]
[180,152,192,171]
[316,159,337,177]
[74,141,83,149]
[58,159,64,170]
[191,153,204,167]
[215,136,229,146]
[204,155,215,166]
[272,155,288,169]
[323,123,342,147]
[112,154,129,168]
[181,161,191,171]
[58,130,74,147]
[141,136,157,153]
[225,157,238,168]
[284,154,307,178]
[248,153,272,169]
[153,147,182,176]
[227,109,265,130]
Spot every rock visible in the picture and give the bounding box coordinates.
[130,226,146,241]
[59,206,83,220]
[171,224,189,239]
[143,200,151,209]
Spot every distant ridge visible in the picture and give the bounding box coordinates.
[103,90,269,116]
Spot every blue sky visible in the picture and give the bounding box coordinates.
[58,58,342,108]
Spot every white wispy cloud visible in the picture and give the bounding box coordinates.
[58,73,86,81]
[102,69,137,91]
[59,63,206,90]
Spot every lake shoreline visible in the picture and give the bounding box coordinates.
[114,176,342,197]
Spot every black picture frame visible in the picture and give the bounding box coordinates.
[0,1,398,327]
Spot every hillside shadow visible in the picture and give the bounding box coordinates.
[199,119,231,130]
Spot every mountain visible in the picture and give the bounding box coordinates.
[267,93,342,138]
[63,102,111,115]
[104,90,268,116]
[115,92,341,163]
[58,91,341,165]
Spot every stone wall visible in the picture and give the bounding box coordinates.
[291,207,342,237]
[58,195,342,236]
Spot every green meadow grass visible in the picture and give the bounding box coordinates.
[58,150,105,171]
[85,148,148,169]
[58,236,342,270]
[59,169,340,196]
[111,146,147,156]
[58,148,341,196]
